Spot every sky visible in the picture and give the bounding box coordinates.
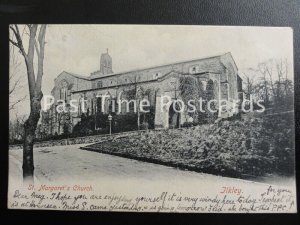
[9,25,294,118]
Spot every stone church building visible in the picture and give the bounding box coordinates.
[42,50,243,135]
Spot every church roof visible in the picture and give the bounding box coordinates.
[58,71,91,80]
[61,52,238,85]
[89,52,234,80]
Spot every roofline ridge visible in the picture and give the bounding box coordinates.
[89,52,228,79]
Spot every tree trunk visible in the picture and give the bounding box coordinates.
[10,24,47,184]
[22,93,42,183]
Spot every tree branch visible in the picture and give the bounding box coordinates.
[26,25,38,98]
[34,39,40,57]
[9,76,21,95]
[9,25,28,62]
[9,95,27,111]
[9,39,19,48]
[35,25,47,93]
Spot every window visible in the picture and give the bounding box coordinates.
[60,80,68,101]
[78,98,81,115]
[78,96,88,115]
[96,97,102,113]
[97,81,103,88]
[63,88,67,101]
[108,99,113,113]
[189,65,199,74]
[60,87,67,101]
[153,72,161,79]
[129,101,135,112]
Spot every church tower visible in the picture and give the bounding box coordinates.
[100,49,113,75]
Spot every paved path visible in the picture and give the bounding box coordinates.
[9,144,222,182]
[9,144,295,186]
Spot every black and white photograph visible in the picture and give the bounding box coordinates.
[8,25,296,213]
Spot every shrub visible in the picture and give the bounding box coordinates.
[85,111,295,178]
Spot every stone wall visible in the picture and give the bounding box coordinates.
[9,130,144,150]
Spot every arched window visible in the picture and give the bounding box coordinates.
[105,97,111,114]
[91,97,94,115]
[62,87,67,101]
[206,79,214,100]
[213,80,219,108]
[103,93,112,114]
[60,80,68,101]
[78,96,88,116]
[78,98,81,116]
[96,96,102,113]
[213,81,219,101]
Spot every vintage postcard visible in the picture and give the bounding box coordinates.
[8,25,296,213]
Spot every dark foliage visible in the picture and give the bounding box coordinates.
[85,111,295,179]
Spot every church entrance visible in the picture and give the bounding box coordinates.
[168,102,181,129]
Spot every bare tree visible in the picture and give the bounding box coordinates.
[274,59,294,108]
[257,62,271,106]
[285,58,289,97]
[9,113,27,144]
[274,59,285,103]
[241,71,256,99]
[9,24,47,183]
[247,58,293,110]
[9,45,27,110]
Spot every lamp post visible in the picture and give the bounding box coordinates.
[108,114,112,136]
